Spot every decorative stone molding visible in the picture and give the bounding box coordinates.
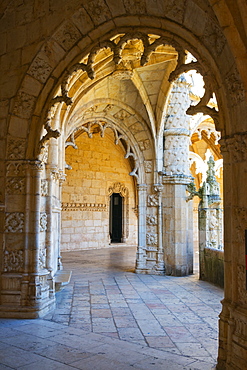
[39,248,46,270]
[237,264,247,306]
[7,138,26,159]
[13,91,36,119]
[139,139,150,151]
[83,0,112,24]
[38,144,49,163]
[233,207,247,244]
[62,202,107,212]
[201,17,226,56]
[40,213,48,232]
[53,21,81,51]
[225,68,245,105]
[147,215,157,226]
[41,179,48,196]
[220,134,247,162]
[5,212,24,233]
[147,194,159,207]
[123,0,146,14]
[28,160,45,172]
[235,315,247,340]
[114,109,131,120]
[28,56,53,83]
[146,233,158,246]
[129,122,143,135]
[6,161,27,177]
[108,182,128,197]
[163,0,186,23]
[144,161,152,173]
[3,249,24,272]
[6,177,25,195]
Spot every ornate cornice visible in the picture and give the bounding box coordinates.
[62,202,107,212]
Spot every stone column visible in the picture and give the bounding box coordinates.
[162,76,193,276]
[217,134,247,369]
[135,184,147,273]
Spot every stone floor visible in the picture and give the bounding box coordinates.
[0,246,224,369]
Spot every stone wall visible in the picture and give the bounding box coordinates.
[61,131,137,251]
[201,247,224,288]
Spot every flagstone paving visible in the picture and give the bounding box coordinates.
[0,246,223,369]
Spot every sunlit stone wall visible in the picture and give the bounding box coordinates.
[61,131,137,251]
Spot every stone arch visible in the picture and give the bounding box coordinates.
[2,4,247,367]
[6,17,235,161]
[63,101,153,185]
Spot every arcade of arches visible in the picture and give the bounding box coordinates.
[0,1,247,369]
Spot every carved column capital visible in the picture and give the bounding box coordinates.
[28,160,44,172]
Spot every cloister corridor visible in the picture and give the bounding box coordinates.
[0,246,223,369]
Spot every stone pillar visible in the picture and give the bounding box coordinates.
[163,175,193,276]
[217,135,247,369]
[135,184,147,273]
[0,158,56,318]
[162,76,193,276]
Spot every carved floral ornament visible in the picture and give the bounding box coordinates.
[4,249,24,272]
[108,182,128,197]
[39,31,220,157]
[5,212,24,233]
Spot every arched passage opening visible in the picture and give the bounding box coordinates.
[61,127,138,253]
[1,3,247,367]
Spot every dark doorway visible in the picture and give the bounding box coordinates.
[110,193,123,243]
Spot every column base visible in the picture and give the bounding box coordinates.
[0,298,55,318]
[165,264,192,276]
